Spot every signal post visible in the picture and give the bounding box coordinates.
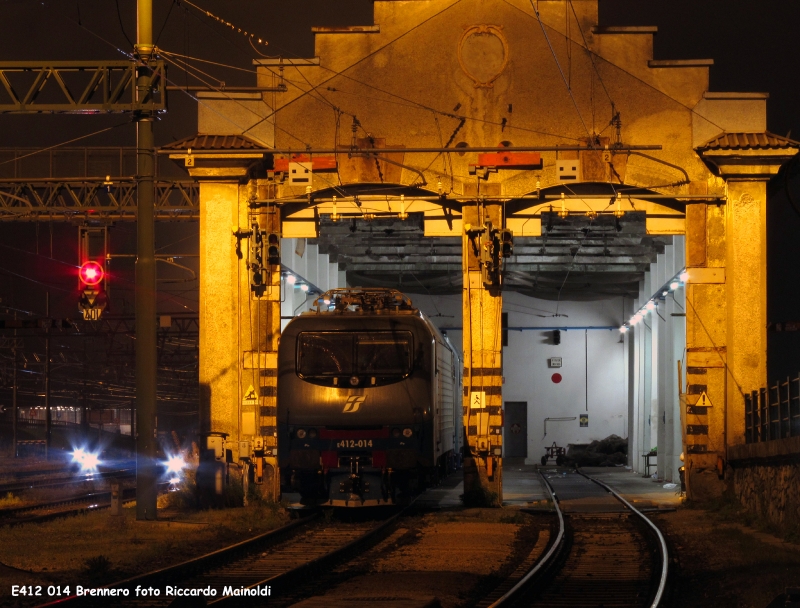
[462,200,506,505]
[245,190,282,502]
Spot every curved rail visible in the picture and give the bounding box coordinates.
[580,470,669,608]
[488,470,565,608]
[490,469,668,608]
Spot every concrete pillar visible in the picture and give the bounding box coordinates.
[684,201,730,499]
[654,252,666,479]
[196,170,281,501]
[199,181,240,439]
[650,264,660,459]
[725,181,768,447]
[671,237,687,483]
[683,184,768,499]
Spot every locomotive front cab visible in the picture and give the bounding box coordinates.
[278,291,435,507]
[297,330,414,390]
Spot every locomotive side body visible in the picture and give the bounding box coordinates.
[277,292,460,506]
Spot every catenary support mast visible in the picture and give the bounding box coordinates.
[135,0,158,520]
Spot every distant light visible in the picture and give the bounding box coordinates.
[630,316,641,326]
[670,281,680,291]
[72,448,86,464]
[285,274,296,285]
[619,325,629,333]
[72,447,100,471]
[300,284,309,292]
[165,454,186,475]
[323,298,330,305]
[645,301,656,311]
[679,271,689,282]
[662,290,669,297]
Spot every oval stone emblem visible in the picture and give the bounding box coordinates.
[458,25,509,88]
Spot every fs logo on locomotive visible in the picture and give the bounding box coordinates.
[343,395,366,413]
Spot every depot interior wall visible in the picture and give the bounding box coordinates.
[409,291,628,464]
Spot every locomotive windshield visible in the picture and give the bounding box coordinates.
[297,331,413,384]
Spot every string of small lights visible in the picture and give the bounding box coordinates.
[620,268,688,333]
[177,0,269,47]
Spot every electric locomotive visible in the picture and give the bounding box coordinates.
[277,288,461,506]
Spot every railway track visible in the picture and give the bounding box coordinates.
[0,488,139,526]
[488,469,668,608]
[0,468,136,495]
[0,460,135,483]
[38,506,408,607]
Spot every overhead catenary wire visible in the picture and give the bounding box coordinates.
[239,0,468,137]
[156,54,393,203]
[567,0,615,107]
[164,0,587,145]
[0,123,131,168]
[529,0,592,139]
[159,7,592,148]
[502,0,729,136]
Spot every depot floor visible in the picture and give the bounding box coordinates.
[416,461,681,510]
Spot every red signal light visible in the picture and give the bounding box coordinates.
[79,261,104,286]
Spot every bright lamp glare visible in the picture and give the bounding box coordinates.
[679,271,689,282]
[79,261,104,286]
[82,452,99,469]
[323,298,331,305]
[166,455,186,475]
[72,447,100,471]
[645,301,656,310]
[630,316,640,325]
[619,325,629,333]
[670,281,680,291]
[285,274,296,285]
[300,284,309,292]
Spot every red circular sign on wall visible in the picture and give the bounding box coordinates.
[551,373,562,384]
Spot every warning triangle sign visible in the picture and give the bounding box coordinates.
[242,384,258,405]
[696,391,712,407]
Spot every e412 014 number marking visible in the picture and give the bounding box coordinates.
[335,439,373,448]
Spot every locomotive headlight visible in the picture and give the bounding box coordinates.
[308,428,317,439]
[402,428,413,438]
[392,428,401,438]
[296,428,307,439]
[349,376,359,386]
